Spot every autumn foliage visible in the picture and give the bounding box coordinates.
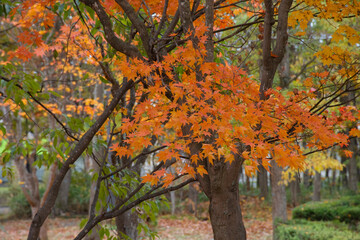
[0,0,359,239]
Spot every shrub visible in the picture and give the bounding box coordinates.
[292,201,336,221]
[67,171,91,214]
[293,195,360,223]
[0,186,10,206]
[8,186,31,218]
[339,207,360,226]
[276,219,360,240]
[8,185,44,218]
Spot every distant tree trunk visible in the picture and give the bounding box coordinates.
[84,155,101,240]
[271,161,287,240]
[348,137,358,192]
[313,171,321,201]
[258,163,268,199]
[15,154,49,240]
[188,182,198,214]
[54,169,71,215]
[340,156,348,188]
[170,191,176,215]
[279,45,291,89]
[116,210,138,240]
[303,170,311,188]
[246,176,251,192]
[84,81,106,240]
[290,175,300,207]
[10,115,50,240]
[258,1,293,239]
[331,169,337,193]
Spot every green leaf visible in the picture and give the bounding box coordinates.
[99,75,109,84]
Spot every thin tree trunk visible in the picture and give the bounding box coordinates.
[313,171,321,201]
[188,182,198,214]
[303,170,311,188]
[170,191,176,215]
[348,137,358,192]
[290,175,300,207]
[341,156,348,188]
[258,163,268,199]
[246,176,251,192]
[54,169,71,215]
[116,210,138,240]
[271,161,287,240]
[84,155,101,240]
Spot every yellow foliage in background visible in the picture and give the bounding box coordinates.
[281,152,343,186]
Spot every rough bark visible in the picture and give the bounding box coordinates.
[205,160,247,240]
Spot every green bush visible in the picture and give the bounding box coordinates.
[8,185,45,218]
[8,186,31,218]
[0,186,10,206]
[339,207,360,225]
[8,171,90,218]
[67,171,91,214]
[293,195,360,223]
[276,219,360,240]
[292,201,337,221]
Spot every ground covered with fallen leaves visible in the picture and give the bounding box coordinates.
[0,197,273,239]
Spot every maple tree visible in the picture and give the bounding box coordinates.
[0,0,359,239]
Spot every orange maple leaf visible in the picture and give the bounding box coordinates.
[196,165,208,177]
[343,150,353,158]
[141,173,159,186]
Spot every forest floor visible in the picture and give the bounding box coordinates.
[0,196,274,239]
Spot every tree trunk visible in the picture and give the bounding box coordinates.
[170,191,176,215]
[271,161,287,240]
[54,169,71,215]
[204,161,246,240]
[84,155,101,240]
[258,163,268,199]
[209,185,246,240]
[290,175,300,207]
[313,171,321,201]
[116,210,138,240]
[188,182,198,214]
[331,169,337,193]
[246,176,251,192]
[303,170,311,188]
[341,157,348,188]
[30,205,49,240]
[348,137,358,192]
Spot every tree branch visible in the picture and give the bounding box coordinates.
[80,0,144,60]
[27,80,134,240]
